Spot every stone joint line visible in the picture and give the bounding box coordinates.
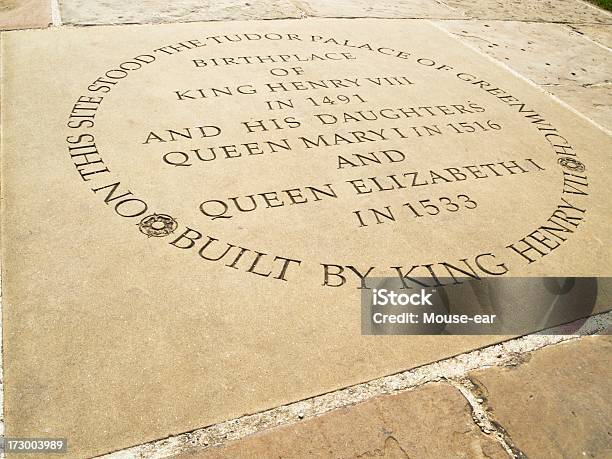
[97,311,611,459]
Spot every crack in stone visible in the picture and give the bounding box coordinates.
[582,80,612,87]
[433,0,463,13]
[355,435,411,458]
[450,32,499,46]
[451,377,527,458]
[286,0,311,18]
[537,80,612,88]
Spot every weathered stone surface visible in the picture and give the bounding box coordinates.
[437,20,612,129]
[0,0,50,30]
[59,0,304,25]
[569,23,612,49]
[469,336,612,458]
[295,0,463,19]
[2,18,612,458]
[545,83,612,132]
[57,0,612,25]
[175,383,507,459]
[445,0,612,23]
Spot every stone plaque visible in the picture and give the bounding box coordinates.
[1,19,610,457]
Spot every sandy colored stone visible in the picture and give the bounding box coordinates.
[437,20,611,86]
[59,0,612,24]
[0,0,50,30]
[175,383,507,459]
[445,0,612,23]
[469,335,612,458]
[59,0,304,25]
[569,23,612,49]
[436,20,612,129]
[2,18,612,458]
[294,0,463,19]
[543,82,612,133]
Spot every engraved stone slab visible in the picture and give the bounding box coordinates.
[1,19,611,458]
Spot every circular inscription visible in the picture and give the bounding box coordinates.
[65,28,589,287]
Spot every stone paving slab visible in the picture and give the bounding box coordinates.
[59,0,304,25]
[468,335,612,458]
[2,16,612,459]
[546,83,612,132]
[0,0,50,30]
[436,20,612,130]
[174,383,508,459]
[445,0,612,24]
[569,23,612,48]
[293,0,463,19]
[57,0,612,25]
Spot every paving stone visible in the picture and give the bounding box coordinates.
[544,83,612,132]
[437,20,612,129]
[294,0,464,19]
[444,0,612,23]
[569,23,612,48]
[57,0,612,24]
[175,383,507,458]
[0,0,50,30]
[469,335,612,458]
[3,18,612,458]
[59,0,304,25]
